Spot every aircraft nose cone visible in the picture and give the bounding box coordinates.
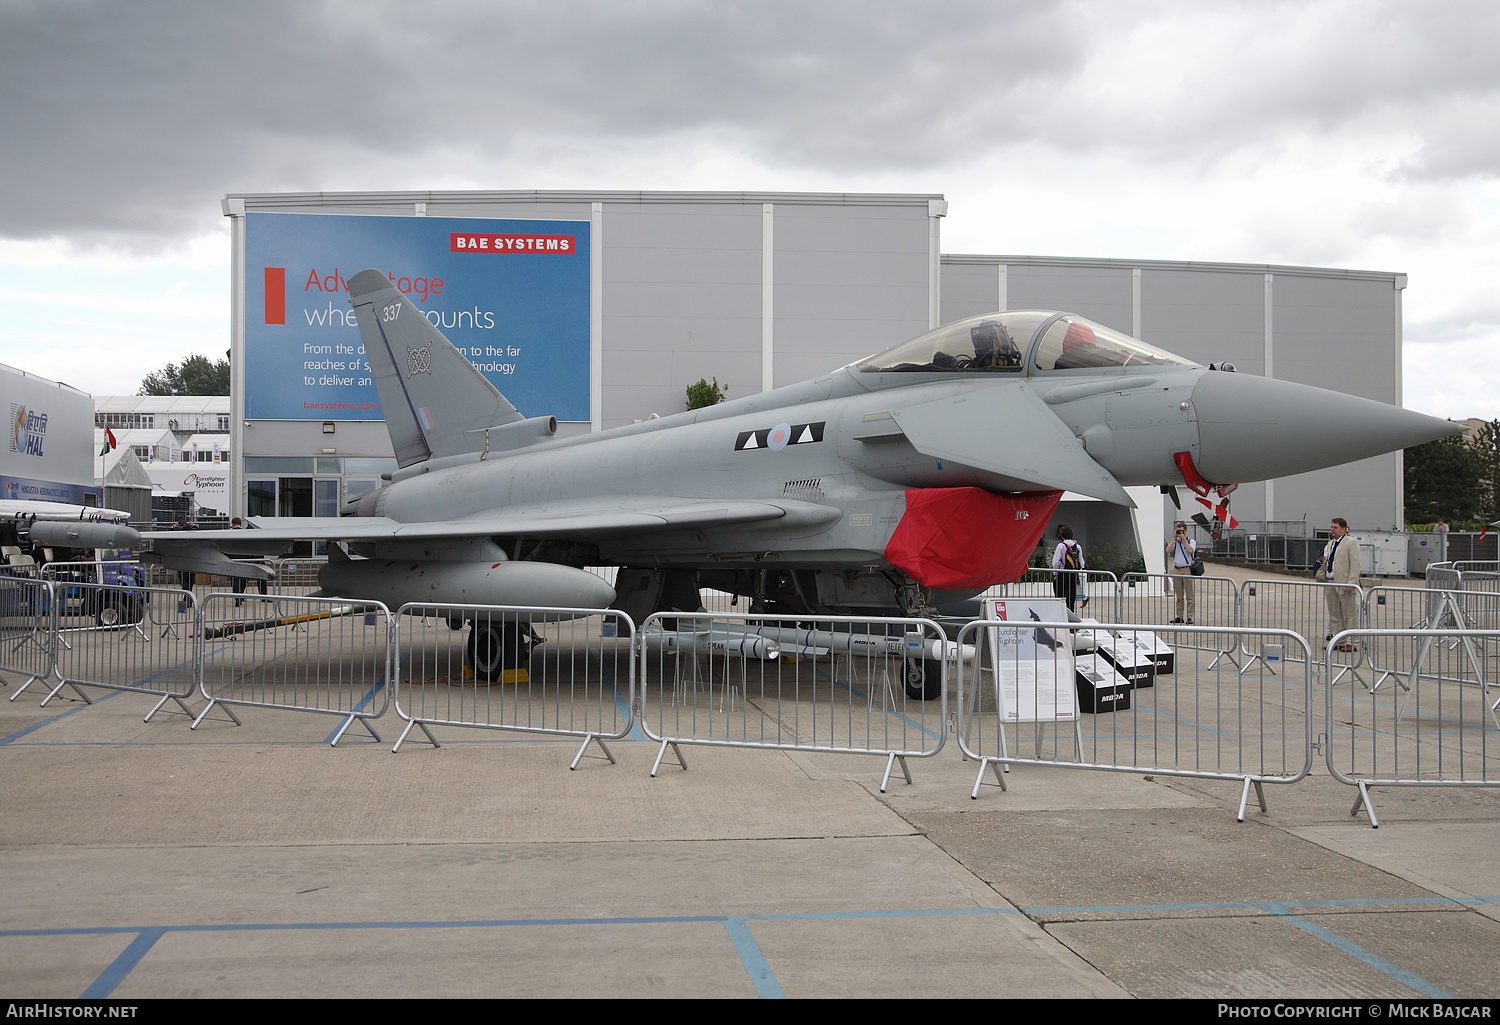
[1191,372,1462,485]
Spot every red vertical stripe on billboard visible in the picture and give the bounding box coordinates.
[264,267,285,324]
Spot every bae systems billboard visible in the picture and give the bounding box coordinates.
[244,212,590,421]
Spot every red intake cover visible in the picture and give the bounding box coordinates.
[883,487,1062,590]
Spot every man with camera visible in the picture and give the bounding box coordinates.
[1167,522,1197,624]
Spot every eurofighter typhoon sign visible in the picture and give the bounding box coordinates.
[244,212,591,421]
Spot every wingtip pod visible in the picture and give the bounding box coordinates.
[1192,372,1463,485]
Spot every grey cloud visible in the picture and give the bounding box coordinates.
[4,0,1499,248]
[0,0,1076,244]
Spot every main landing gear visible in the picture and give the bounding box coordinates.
[466,617,541,683]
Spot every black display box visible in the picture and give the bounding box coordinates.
[1073,654,1133,713]
[1094,636,1157,689]
[1128,631,1175,676]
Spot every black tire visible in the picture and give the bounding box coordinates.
[467,620,530,683]
[904,657,943,701]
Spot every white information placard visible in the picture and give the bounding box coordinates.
[981,598,1078,724]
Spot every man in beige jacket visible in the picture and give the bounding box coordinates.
[1321,517,1361,651]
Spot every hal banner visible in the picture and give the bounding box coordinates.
[245,212,591,421]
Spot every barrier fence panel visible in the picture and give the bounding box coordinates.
[637,612,948,791]
[955,620,1314,819]
[979,568,1118,615]
[49,563,149,636]
[0,577,55,702]
[1285,538,1322,572]
[1452,568,1500,607]
[1427,566,1462,592]
[393,603,635,765]
[1118,573,1239,668]
[1239,578,1367,684]
[1327,628,1500,828]
[269,557,327,598]
[1366,586,1500,694]
[195,593,392,744]
[47,582,200,719]
[1245,535,1288,565]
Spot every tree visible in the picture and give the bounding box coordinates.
[1405,433,1485,524]
[139,354,230,396]
[1472,419,1500,527]
[684,376,727,410]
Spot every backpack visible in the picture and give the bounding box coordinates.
[1062,542,1082,571]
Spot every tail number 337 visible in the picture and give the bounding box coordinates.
[382,304,402,322]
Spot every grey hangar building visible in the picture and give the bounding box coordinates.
[224,190,1410,575]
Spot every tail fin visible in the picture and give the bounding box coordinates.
[347,267,522,467]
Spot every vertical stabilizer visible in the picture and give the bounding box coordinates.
[347,267,522,467]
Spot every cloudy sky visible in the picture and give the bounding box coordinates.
[1,0,1496,419]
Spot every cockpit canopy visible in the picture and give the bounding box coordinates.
[854,311,1194,375]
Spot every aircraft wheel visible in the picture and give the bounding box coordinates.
[904,657,942,701]
[467,621,527,684]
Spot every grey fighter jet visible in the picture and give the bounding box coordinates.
[146,268,1458,681]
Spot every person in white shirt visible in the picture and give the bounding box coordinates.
[1050,525,1084,612]
[1166,522,1196,623]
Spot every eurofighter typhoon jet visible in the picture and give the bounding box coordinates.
[148,267,1458,678]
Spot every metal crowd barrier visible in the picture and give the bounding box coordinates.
[1450,568,1500,610]
[40,558,140,580]
[194,593,393,744]
[269,556,325,597]
[979,568,1118,614]
[1327,628,1500,828]
[1365,586,1500,693]
[955,619,1314,819]
[1426,565,1462,592]
[393,603,635,765]
[0,576,57,702]
[1284,537,1323,571]
[636,611,949,791]
[1239,578,1367,684]
[1117,573,1240,667]
[47,581,200,720]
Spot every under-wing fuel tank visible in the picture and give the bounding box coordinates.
[316,551,615,611]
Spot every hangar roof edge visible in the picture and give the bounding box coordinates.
[943,253,1405,284]
[223,189,945,212]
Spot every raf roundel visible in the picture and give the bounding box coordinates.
[767,423,791,451]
